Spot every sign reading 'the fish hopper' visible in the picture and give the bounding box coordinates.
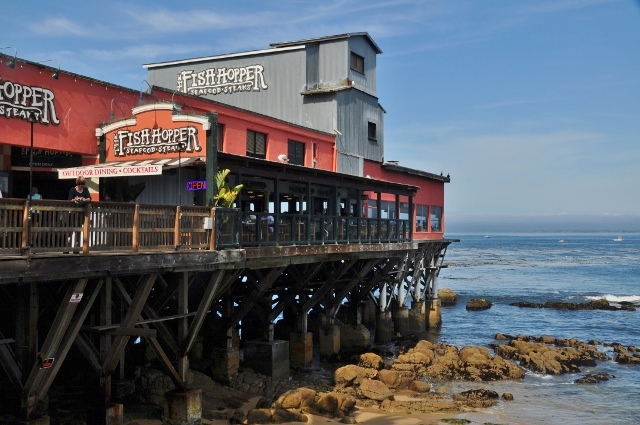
[58,103,210,179]
[98,103,210,161]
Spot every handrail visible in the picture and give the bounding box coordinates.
[0,199,411,256]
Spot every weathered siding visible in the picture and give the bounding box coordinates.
[348,37,377,97]
[336,89,384,165]
[318,40,348,87]
[148,47,335,134]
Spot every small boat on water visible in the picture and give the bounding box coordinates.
[558,239,564,243]
[613,236,623,242]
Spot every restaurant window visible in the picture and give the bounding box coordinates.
[368,122,377,141]
[380,201,396,219]
[416,205,428,232]
[288,140,305,166]
[431,206,442,232]
[350,52,364,74]
[247,130,266,159]
[217,123,225,151]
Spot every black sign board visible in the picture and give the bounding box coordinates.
[11,147,82,169]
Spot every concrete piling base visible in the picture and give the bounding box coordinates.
[339,323,371,352]
[163,389,202,425]
[290,332,313,368]
[374,311,393,345]
[211,347,239,384]
[243,339,290,380]
[319,325,340,359]
[86,403,123,425]
[427,299,442,328]
[408,301,427,336]
[392,306,410,336]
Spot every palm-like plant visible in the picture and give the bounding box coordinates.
[213,169,243,207]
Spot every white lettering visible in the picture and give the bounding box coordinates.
[177,64,268,95]
[0,79,60,125]
[112,125,202,157]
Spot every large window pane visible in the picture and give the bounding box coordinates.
[430,206,442,232]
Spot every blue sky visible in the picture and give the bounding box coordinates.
[2,0,639,228]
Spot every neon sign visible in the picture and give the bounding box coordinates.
[187,180,207,191]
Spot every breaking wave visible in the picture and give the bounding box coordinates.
[585,294,640,304]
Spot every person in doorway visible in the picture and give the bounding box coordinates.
[68,176,91,204]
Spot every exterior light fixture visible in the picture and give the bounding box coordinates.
[139,79,152,105]
[1,46,17,68]
[36,59,61,79]
[109,98,127,120]
[170,91,195,115]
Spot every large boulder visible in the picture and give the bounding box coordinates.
[438,288,458,306]
[575,373,615,384]
[614,345,640,365]
[247,408,308,424]
[315,392,356,418]
[495,337,608,374]
[377,369,404,389]
[466,298,492,311]
[357,352,384,370]
[333,364,377,388]
[272,387,316,410]
[356,378,394,401]
[453,389,499,408]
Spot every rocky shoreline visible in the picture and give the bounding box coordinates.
[115,330,639,424]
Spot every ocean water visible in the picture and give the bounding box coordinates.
[436,233,640,425]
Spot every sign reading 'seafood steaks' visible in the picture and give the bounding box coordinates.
[97,103,210,162]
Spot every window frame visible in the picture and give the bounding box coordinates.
[350,52,365,74]
[368,121,377,141]
[287,139,305,166]
[246,130,267,159]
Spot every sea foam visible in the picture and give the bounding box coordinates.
[585,294,640,303]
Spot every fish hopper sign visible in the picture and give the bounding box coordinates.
[58,103,210,178]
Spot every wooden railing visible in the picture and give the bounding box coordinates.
[0,199,410,256]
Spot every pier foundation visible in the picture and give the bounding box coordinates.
[163,389,202,425]
[210,347,239,384]
[409,301,427,335]
[392,306,410,336]
[243,339,290,380]
[319,325,340,359]
[374,311,393,344]
[340,323,371,351]
[427,299,442,328]
[87,403,123,425]
[289,332,313,367]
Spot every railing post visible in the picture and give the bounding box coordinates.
[82,203,91,254]
[132,205,140,252]
[174,206,181,249]
[21,201,29,254]
[209,207,216,250]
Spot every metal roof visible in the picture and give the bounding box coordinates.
[382,162,451,183]
[270,32,383,54]
[143,45,304,69]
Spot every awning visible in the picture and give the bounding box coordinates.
[57,157,203,179]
